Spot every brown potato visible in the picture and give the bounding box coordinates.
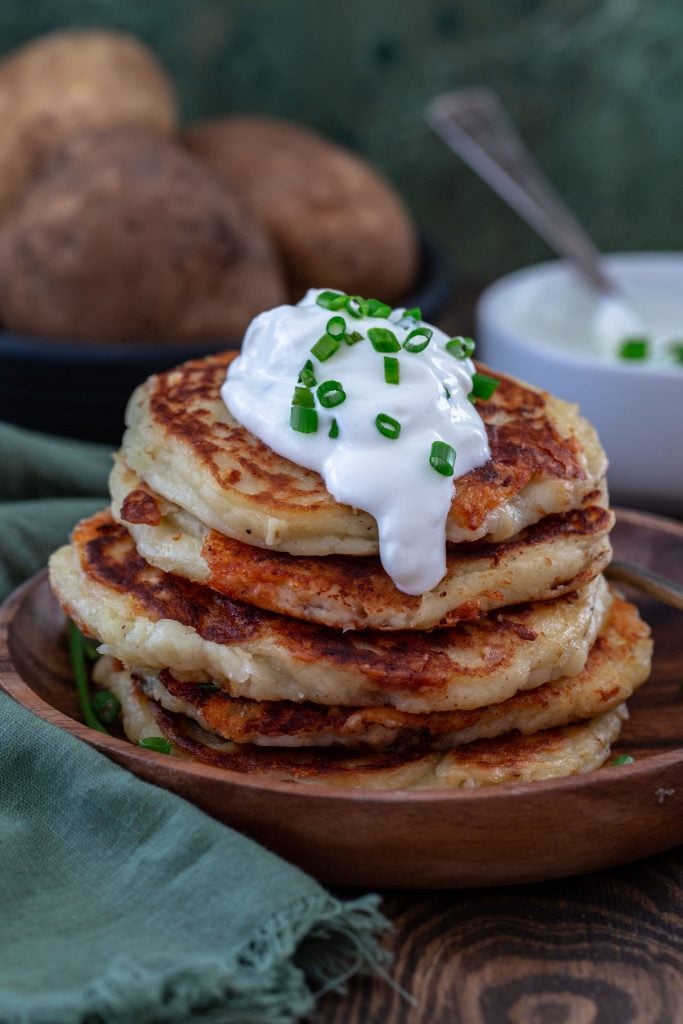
[183,116,419,303]
[0,127,287,342]
[0,29,177,214]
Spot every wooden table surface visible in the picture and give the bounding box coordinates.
[316,846,683,1023]
[315,291,683,1024]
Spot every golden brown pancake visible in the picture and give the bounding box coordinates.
[111,456,613,630]
[104,669,628,789]
[104,593,649,750]
[49,510,611,712]
[120,352,607,556]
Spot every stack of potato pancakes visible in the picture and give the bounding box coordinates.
[49,350,652,788]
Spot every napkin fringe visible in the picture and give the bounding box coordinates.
[6,894,390,1024]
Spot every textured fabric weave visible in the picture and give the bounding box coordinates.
[0,422,390,1023]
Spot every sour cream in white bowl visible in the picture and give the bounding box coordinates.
[476,253,683,514]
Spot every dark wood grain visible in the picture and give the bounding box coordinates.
[315,848,683,1023]
[312,509,683,1021]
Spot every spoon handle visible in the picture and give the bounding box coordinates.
[426,88,616,295]
[606,560,683,611]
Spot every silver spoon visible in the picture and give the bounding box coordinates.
[425,88,644,348]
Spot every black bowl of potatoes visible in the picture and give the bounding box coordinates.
[0,29,453,445]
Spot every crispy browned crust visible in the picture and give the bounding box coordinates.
[199,497,611,624]
[72,511,594,699]
[145,688,618,781]
[149,594,648,748]
[120,487,162,526]
[143,352,590,533]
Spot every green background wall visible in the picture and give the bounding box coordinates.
[3,1,681,279]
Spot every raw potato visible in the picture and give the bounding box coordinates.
[0,29,177,215]
[183,116,419,303]
[0,127,287,342]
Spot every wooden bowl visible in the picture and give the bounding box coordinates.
[1,508,682,889]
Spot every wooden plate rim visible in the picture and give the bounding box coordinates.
[1,506,681,807]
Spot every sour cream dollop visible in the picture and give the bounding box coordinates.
[221,289,491,596]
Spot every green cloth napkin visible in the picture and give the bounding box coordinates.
[0,422,391,1024]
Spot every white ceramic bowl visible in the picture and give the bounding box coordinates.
[476,253,683,514]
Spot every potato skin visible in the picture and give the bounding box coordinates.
[183,116,419,303]
[0,128,287,342]
[0,29,177,214]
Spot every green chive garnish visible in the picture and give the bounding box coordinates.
[384,356,400,384]
[197,682,221,694]
[444,385,451,399]
[612,754,635,766]
[290,405,318,433]
[329,418,340,439]
[292,385,314,408]
[403,326,432,353]
[469,372,500,401]
[92,689,121,726]
[68,621,108,734]
[364,298,392,318]
[139,736,173,754]
[311,333,341,362]
[368,327,400,352]
[375,413,401,439]
[345,295,365,318]
[317,380,346,408]
[446,336,476,359]
[326,315,346,338]
[618,337,649,360]
[429,441,457,476]
[298,360,317,388]
[670,341,683,364]
[404,307,421,321]
[316,290,347,310]
[344,330,364,345]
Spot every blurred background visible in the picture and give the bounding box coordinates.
[1,0,680,282]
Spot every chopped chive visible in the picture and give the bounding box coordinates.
[384,356,400,384]
[612,754,635,766]
[618,336,649,361]
[375,413,401,439]
[345,295,365,318]
[316,290,346,310]
[446,336,476,359]
[82,637,100,661]
[311,333,341,362]
[469,372,500,401]
[329,418,340,439]
[197,682,221,693]
[298,359,317,388]
[317,380,346,408]
[669,341,683,364]
[444,385,451,399]
[364,298,392,318]
[403,326,432,353]
[404,307,421,321]
[292,385,315,408]
[344,330,364,345]
[290,405,318,433]
[92,689,121,726]
[368,327,400,352]
[429,441,457,476]
[68,621,108,734]
[139,736,173,754]
[326,315,346,338]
